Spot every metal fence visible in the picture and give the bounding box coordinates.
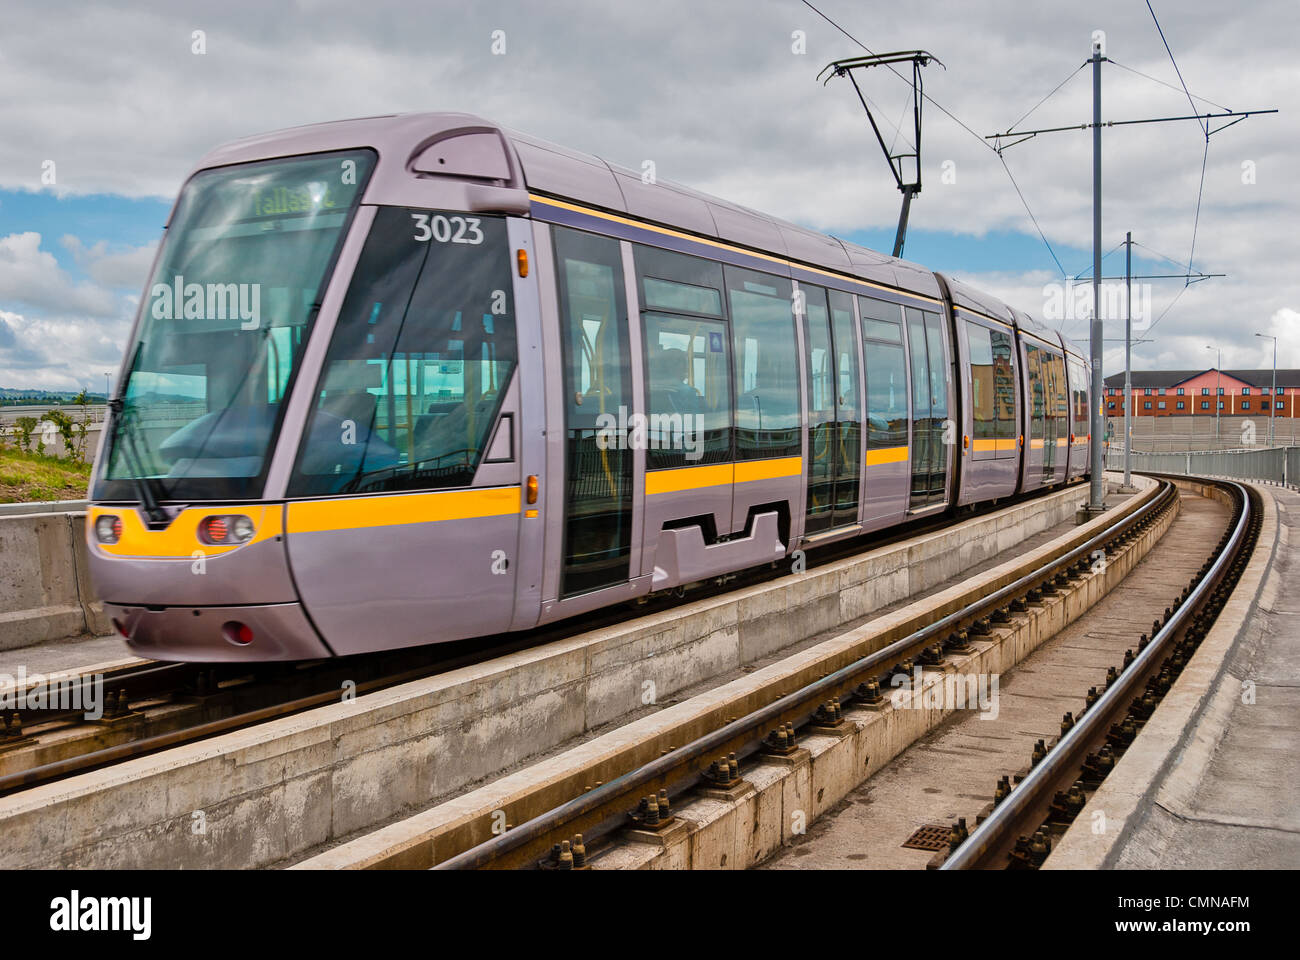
[1106,445,1296,486]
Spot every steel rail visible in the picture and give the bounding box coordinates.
[7,661,196,723]
[940,478,1250,869]
[2,479,1091,790]
[437,480,1175,870]
[0,653,490,795]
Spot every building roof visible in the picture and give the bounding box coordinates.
[1104,369,1300,389]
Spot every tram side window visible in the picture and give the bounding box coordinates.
[643,313,732,468]
[636,246,726,318]
[1056,355,1071,434]
[859,295,904,342]
[634,244,733,469]
[967,323,996,439]
[1071,361,1090,437]
[860,298,907,448]
[865,341,908,447]
[1025,343,1045,440]
[288,207,517,496]
[726,265,800,460]
[806,290,835,422]
[968,321,1017,444]
[923,312,949,425]
[1047,352,1069,438]
[990,328,1016,445]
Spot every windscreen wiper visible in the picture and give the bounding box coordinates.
[106,351,170,526]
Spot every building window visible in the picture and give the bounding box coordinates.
[1201,401,1210,410]
[1242,387,1251,395]
[1176,401,1185,410]
[1218,401,1225,410]
[1277,387,1285,396]
[1144,401,1152,409]
[1107,401,1115,409]
[1144,387,1152,396]
[1277,401,1285,410]
[1158,388,1166,395]
[1158,401,1166,409]
[1218,387,1224,395]
[1202,387,1210,396]
[1242,401,1250,410]
[1177,387,1185,395]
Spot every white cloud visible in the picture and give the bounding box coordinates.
[0,234,138,390]
[0,232,121,317]
[0,0,1295,379]
[61,235,157,289]
[0,304,130,391]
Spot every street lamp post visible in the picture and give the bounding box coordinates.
[1206,345,1221,443]
[1255,333,1277,447]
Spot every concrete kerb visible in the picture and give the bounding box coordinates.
[295,478,1165,870]
[1046,479,1278,869]
[0,478,1147,869]
[0,500,89,518]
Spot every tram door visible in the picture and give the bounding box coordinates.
[906,308,951,510]
[1042,351,1060,480]
[803,286,861,535]
[1023,342,1047,482]
[553,227,635,598]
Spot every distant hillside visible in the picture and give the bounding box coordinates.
[0,388,108,404]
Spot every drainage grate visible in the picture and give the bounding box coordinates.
[902,823,951,851]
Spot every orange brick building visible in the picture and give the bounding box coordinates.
[1103,368,1300,418]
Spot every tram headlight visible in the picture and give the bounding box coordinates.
[231,515,255,543]
[95,515,122,544]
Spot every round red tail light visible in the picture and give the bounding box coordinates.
[222,621,254,646]
[203,516,229,543]
[111,618,129,638]
[199,514,254,545]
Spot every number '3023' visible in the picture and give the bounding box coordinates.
[411,213,484,244]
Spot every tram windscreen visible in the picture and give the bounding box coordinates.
[286,207,518,497]
[94,150,375,501]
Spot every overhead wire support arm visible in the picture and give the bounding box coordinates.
[1095,273,1225,281]
[818,51,943,258]
[987,107,1278,151]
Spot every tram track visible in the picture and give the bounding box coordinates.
[408,477,1180,869]
[0,480,1086,798]
[936,477,1260,869]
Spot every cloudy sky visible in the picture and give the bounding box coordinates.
[1,0,1295,391]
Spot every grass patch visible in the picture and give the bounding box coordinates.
[0,447,92,503]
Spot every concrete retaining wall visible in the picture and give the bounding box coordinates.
[0,478,1129,869]
[0,511,109,652]
[306,476,1170,869]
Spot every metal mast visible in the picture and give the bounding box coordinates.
[1123,231,1133,489]
[1089,41,1104,510]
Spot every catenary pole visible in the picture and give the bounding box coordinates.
[1124,231,1132,488]
[1088,39,1105,510]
